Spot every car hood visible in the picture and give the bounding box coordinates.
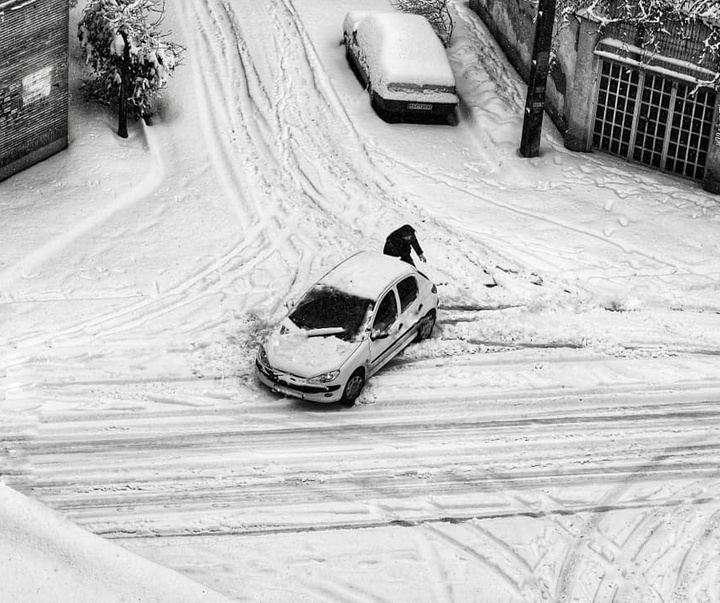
[265,323,360,378]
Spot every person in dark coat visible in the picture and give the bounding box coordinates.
[383,224,426,267]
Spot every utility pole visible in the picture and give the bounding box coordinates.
[519,0,556,157]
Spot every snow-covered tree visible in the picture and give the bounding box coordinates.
[395,0,454,46]
[78,0,185,136]
[556,0,720,85]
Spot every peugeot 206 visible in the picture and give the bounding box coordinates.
[256,251,438,406]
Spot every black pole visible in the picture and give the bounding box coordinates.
[118,30,130,139]
[519,0,556,158]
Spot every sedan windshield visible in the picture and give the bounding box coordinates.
[289,286,373,341]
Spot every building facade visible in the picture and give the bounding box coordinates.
[469,0,720,193]
[0,0,69,182]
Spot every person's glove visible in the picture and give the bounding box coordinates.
[419,254,427,263]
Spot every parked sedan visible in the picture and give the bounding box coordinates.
[256,251,438,405]
[343,10,459,123]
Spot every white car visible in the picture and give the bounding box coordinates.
[256,251,439,405]
[343,10,459,123]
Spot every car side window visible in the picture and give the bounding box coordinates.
[373,291,398,333]
[397,276,419,312]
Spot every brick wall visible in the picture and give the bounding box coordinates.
[0,0,69,181]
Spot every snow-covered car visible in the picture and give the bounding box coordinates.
[343,10,459,123]
[256,251,439,405]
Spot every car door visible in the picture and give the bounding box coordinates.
[368,288,400,374]
[392,274,430,355]
[396,275,421,335]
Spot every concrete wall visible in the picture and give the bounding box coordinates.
[468,0,576,133]
[468,0,720,193]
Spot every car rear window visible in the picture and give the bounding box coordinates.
[289,286,372,340]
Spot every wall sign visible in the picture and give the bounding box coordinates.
[22,66,53,106]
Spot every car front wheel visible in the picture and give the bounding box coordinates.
[341,369,365,407]
[415,310,436,342]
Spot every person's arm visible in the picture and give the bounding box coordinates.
[410,234,426,262]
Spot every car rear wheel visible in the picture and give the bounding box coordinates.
[341,369,365,406]
[415,310,436,342]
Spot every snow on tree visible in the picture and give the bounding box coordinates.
[395,0,454,46]
[556,0,720,85]
[78,0,185,135]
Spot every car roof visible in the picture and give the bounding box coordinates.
[317,251,416,301]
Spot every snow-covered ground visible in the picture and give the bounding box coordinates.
[2,0,720,601]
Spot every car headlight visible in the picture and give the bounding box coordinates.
[257,345,269,366]
[309,370,340,383]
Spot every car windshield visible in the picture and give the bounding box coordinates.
[289,286,373,341]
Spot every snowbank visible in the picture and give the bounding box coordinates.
[345,10,456,94]
[0,484,232,603]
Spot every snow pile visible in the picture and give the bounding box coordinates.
[266,324,357,375]
[345,10,456,99]
[0,484,231,603]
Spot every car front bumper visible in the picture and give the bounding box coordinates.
[255,360,344,403]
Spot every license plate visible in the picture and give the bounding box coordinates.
[407,102,432,111]
[273,384,296,397]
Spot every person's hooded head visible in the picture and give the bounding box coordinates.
[397,224,415,240]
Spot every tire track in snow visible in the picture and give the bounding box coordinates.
[5,0,500,352]
[10,357,720,539]
[434,452,720,601]
[191,0,500,302]
[670,506,720,601]
[5,3,720,600]
[8,0,324,348]
[422,523,525,598]
[176,0,311,276]
[555,447,720,602]
[180,0,386,250]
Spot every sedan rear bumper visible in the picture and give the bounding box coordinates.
[374,94,457,116]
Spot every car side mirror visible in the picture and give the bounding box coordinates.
[370,328,389,341]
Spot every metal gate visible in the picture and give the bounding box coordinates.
[593,59,716,181]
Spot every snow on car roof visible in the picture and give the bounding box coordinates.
[318,251,414,301]
[345,11,455,88]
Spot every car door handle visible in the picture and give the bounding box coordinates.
[418,304,423,312]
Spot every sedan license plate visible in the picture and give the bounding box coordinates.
[273,384,296,398]
[407,102,432,111]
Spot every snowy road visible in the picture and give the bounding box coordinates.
[3,0,720,600]
[14,353,720,538]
